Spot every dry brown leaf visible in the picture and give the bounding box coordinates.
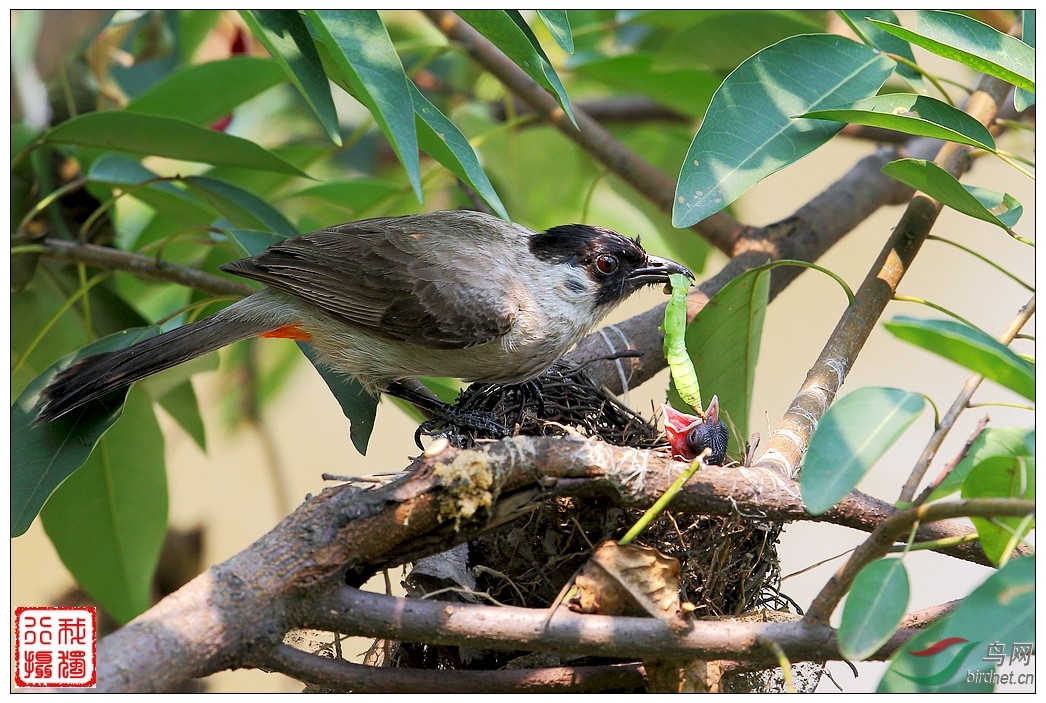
[568,541,680,618]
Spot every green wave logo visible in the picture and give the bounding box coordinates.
[896,637,982,686]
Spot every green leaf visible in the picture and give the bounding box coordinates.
[287,178,400,217]
[879,556,1033,692]
[883,316,1034,401]
[839,10,925,91]
[41,388,167,624]
[85,154,224,236]
[929,427,1033,501]
[183,175,298,235]
[125,56,287,126]
[226,228,289,258]
[45,111,309,177]
[670,266,771,446]
[882,159,1023,236]
[962,455,1034,564]
[410,82,508,220]
[457,10,577,128]
[298,343,378,455]
[965,185,1024,229]
[839,558,910,660]
[537,10,574,53]
[570,52,720,118]
[11,328,159,536]
[801,387,925,515]
[1015,11,1035,111]
[654,10,824,73]
[239,10,342,145]
[307,10,422,201]
[673,34,895,227]
[870,11,1035,93]
[144,361,217,452]
[800,94,996,151]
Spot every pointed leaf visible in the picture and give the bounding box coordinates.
[183,175,297,235]
[150,374,208,452]
[11,328,159,536]
[671,266,771,446]
[226,228,289,257]
[1015,11,1035,111]
[288,178,400,217]
[655,10,824,73]
[801,387,925,515]
[839,10,925,91]
[298,342,378,455]
[962,455,1034,564]
[839,558,910,660]
[409,82,508,220]
[570,52,719,118]
[125,56,287,126]
[878,556,1033,692]
[457,10,577,128]
[883,316,1034,401]
[537,10,573,53]
[239,10,342,145]
[673,34,895,227]
[965,185,1023,229]
[870,11,1034,93]
[86,154,214,227]
[41,389,167,624]
[45,111,309,177]
[307,10,422,200]
[882,159,1023,236]
[801,93,996,151]
[929,427,1033,501]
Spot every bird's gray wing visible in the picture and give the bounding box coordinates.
[220,214,518,349]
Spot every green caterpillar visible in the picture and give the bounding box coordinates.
[663,272,703,415]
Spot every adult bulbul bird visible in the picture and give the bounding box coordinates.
[38,210,694,422]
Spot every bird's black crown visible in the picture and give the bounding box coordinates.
[530,224,656,306]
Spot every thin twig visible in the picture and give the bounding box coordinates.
[901,295,1035,504]
[803,498,1034,626]
[30,237,255,298]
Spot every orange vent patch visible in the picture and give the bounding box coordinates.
[260,324,312,341]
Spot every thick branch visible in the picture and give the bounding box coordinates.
[257,643,645,693]
[95,435,1011,690]
[302,585,919,666]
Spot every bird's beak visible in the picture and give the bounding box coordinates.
[626,254,694,287]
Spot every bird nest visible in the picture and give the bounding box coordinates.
[388,366,790,687]
[417,362,665,450]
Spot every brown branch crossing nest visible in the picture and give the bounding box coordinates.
[366,365,792,689]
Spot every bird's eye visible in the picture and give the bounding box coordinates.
[594,254,618,275]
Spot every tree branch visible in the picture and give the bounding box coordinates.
[300,584,920,666]
[900,295,1036,504]
[31,237,255,298]
[753,71,1015,480]
[256,643,646,693]
[94,435,1014,690]
[803,498,1034,626]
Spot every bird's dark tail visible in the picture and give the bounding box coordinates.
[37,302,279,422]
